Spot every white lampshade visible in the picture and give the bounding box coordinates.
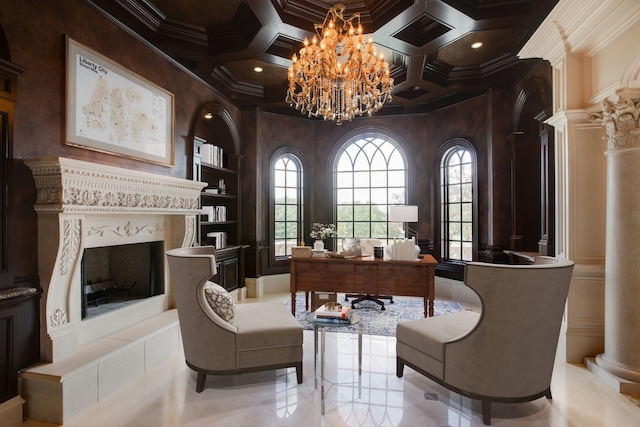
[388,205,418,222]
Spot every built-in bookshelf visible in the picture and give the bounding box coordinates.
[193,136,247,292]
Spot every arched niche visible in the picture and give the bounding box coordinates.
[192,103,240,155]
[510,77,555,255]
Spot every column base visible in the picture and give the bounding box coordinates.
[586,357,640,394]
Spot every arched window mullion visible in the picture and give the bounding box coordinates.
[334,133,409,244]
[439,142,476,262]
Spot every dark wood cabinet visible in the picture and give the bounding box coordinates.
[0,289,40,403]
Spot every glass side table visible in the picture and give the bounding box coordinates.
[306,312,362,415]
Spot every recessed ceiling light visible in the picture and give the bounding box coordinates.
[254,66,264,72]
[471,42,483,49]
[204,112,213,119]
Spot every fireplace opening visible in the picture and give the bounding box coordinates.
[81,241,164,319]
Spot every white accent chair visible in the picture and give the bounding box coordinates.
[396,256,574,425]
[166,246,303,392]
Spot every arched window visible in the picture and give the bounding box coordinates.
[440,144,475,261]
[334,133,409,243]
[272,152,304,258]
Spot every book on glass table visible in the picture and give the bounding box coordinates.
[315,303,352,321]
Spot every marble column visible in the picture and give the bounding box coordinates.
[591,90,640,388]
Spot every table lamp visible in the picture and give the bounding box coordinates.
[388,205,418,242]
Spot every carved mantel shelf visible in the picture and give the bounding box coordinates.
[25,157,205,214]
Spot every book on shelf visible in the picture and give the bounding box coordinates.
[314,303,352,320]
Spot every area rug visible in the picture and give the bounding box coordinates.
[286,294,462,337]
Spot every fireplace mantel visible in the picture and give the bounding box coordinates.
[25,157,206,362]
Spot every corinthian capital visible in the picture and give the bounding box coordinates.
[591,91,640,151]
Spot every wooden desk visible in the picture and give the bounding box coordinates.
[290,255,438,317]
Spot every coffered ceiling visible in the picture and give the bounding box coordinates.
[86,0,558,117]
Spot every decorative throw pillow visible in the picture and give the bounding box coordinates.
[203,281,235,323]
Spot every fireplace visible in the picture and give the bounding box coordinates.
[81,241,164,319]
[25,157,206,363]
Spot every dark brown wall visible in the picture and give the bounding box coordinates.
[248,88,520,275]
[1,0,239,283]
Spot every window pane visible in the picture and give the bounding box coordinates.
[461,163,472,183]
[285,188,297,202]
[370,152,387,171]
[448,184,461,203]
[274,205,285,221]
[370,188,387,204]
[286,205,298,220]
[354,204,370,221]
[353,171,370,187]
[286,222,298,238]
[462,203,472,221]
[337,221,353,237]
[354,222,369,237]
[337,205,353,221]
[274,187,285,202]
[448,204,461,221]
[388,170,405,186]
[337,189,353,204]
[336,171,353,188]
[371,204,386,220]
[461,183,473,201]
[448,165,460,184]
[370,170,387,187]
[462,223,473,241]
[388,150,404,170]
[274,170,285,186]
[286,170,297,185]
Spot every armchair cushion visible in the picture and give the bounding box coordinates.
[234,302,304,351]
[203,281,235,323]
[397,310,480,362]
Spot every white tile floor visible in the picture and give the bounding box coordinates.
[22,294,640,427]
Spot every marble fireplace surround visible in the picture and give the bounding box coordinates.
[24,157,205,362]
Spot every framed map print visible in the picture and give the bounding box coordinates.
[65,36,174,166]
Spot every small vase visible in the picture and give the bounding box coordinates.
[313,240,325,251]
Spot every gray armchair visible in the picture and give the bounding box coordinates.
[166,246,303,392]
[396,256,574,425]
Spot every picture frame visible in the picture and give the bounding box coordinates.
[65,36,174,166]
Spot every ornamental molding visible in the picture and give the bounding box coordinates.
[59,219,81,276]
[50,308,68,327]
[87,221,162,237]
[24,157,206,214]
[590,91,640,151]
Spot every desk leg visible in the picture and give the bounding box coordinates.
[291,293,296,315]
[321,327,326,415]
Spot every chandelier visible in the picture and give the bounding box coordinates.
[286,3,394,125]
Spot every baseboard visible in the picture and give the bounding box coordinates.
[585,357,640,394]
